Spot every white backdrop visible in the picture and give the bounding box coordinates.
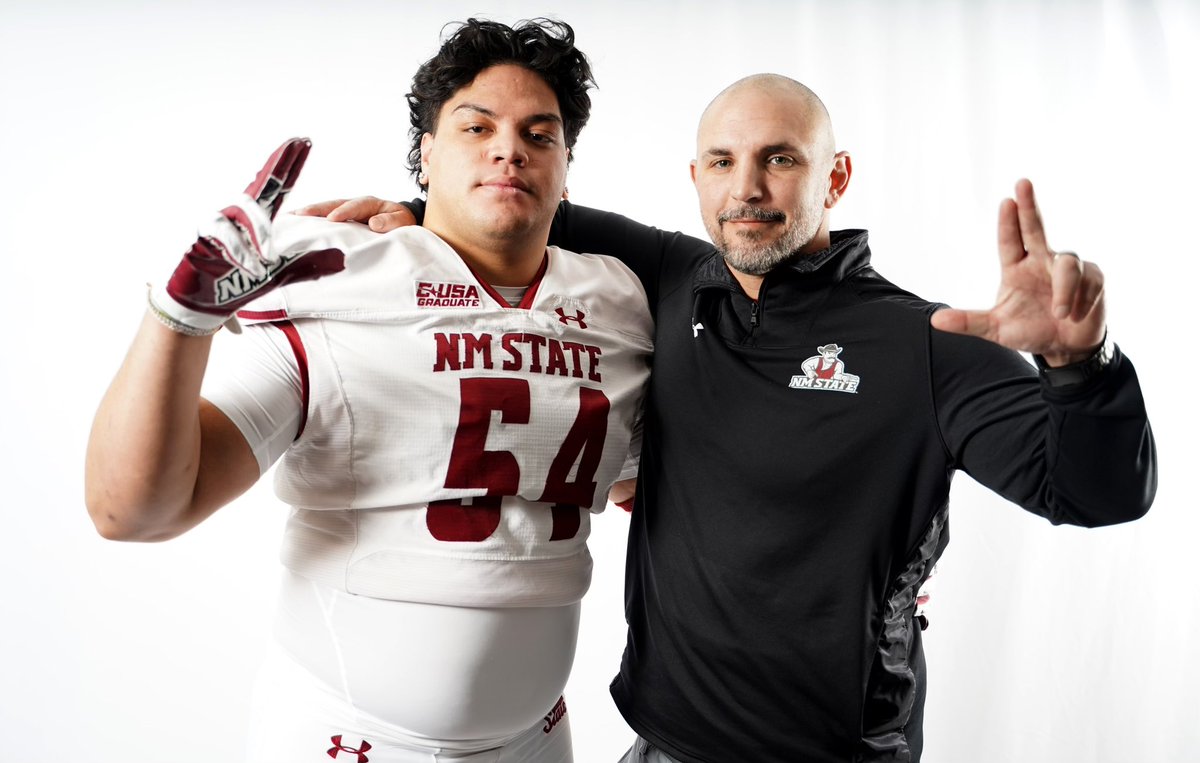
[1,1,1197,761]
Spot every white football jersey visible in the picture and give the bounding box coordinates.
[222,216,652,608]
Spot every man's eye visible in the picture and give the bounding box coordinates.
[528,132,556,144]
[464,125,487,134]
[768,155,795,166]
[712,159,732,169]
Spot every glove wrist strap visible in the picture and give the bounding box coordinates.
[147,284,227,336]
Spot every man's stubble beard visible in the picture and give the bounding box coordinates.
[707,205,821,277]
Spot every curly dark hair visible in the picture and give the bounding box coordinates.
[406,18,596,187]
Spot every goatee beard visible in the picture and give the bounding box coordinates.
[711,205,812,276]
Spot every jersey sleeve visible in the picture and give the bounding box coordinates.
[931,327,1156,527]
[202,324,305,475]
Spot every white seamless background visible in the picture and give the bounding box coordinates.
[1,2,1196,761]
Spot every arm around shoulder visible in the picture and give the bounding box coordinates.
[553,201,712,287]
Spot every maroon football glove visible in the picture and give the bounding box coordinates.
[148,138,345,335]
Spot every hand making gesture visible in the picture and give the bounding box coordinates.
[149,138,346,336]
[930,179,1106,366]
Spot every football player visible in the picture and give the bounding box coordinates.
[85,19,651,763]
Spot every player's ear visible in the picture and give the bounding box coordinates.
[689,159,698,186]
[826,151,851,208]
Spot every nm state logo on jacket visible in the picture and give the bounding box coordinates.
[789,343,861,394]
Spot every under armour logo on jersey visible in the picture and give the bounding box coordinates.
[555,308,588,328]
[692,322,704,338]
[328,735,372,762]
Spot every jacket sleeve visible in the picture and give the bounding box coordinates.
[549,202,711,303]
[402,198,712,305]
[931,328,1156,527]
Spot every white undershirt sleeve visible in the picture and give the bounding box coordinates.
[202,324,304,476]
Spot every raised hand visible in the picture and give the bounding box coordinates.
[149,138,346,336]
[929,179,1106,366]
[293,196,416,232]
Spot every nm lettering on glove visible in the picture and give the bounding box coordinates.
[148,137,345,336]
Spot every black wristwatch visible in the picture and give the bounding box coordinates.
[1034,332,1114,388]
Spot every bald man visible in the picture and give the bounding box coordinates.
[300,74,1155,763]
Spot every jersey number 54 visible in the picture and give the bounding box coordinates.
[427,378,610,543]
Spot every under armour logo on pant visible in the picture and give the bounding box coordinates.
[328,735,372,762]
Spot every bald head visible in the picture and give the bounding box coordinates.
[699,74,836,159]
[689,74,851,295]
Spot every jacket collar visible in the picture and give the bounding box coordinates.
[693,229,872,294]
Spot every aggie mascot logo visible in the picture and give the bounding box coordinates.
[789,343,861,393]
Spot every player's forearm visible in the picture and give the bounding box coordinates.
[85,312,215,541]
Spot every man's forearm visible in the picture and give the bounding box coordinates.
[1039,347,1156,526]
